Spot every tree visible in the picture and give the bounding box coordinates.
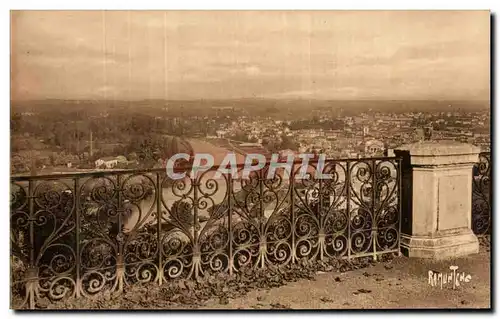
[128,152,138,161]
[49,153,56,166]
[29,154,38,176]
[229,130,249,142]
[10,113,22,133]
[280,135,299,151]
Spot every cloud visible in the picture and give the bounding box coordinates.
[223,64,263,77]
[96,85,117,93]
[10,11,490,101]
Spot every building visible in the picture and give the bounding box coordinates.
[95,155,128,169]
[95,157,118,169]
[364,139,385,157]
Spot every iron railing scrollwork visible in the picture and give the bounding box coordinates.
[10,157,402,309]
[472,152,491,235]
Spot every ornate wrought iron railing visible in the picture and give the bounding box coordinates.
[10,157,402,309]
[472,152,491,235]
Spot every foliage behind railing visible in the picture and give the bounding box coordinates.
[10,157,401,309]
[472,152,491,235]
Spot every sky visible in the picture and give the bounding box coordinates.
[10,10,490,101]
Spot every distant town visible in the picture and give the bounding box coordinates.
[10,99,490,175]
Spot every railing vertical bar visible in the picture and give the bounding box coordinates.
[346,162,351,260]
[117,174,123,229]
[74,177,81,298]
[28,180,35,268]
[193,179,199,244]
[318,167,324,261]
[471,162,476,233]
[372,159,377,261]
[156,173,163,285]
[27,179,36,309]
[227,174,233,276]
[259,166,265,269]
[291,168,295,264]
[193,174,199,279]
[488,153,492,235]
[397,158,403,256]
[116,174,124,292]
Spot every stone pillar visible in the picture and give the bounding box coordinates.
[394,141,480,259]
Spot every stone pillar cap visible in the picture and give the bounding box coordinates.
[394,141,481,166]
[395,140,481,156]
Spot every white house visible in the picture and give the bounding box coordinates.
[95,157,119,169]
[364,139,385,156]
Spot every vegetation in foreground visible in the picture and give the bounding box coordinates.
[15,254,396,310]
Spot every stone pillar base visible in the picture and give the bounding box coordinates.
[401,228,479,259]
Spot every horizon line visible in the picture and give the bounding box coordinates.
[10,97,491,103]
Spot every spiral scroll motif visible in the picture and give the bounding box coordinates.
[373,160,400,252]
[11,182,29,267]
[161,230,193,279]
[35,180,77,303]
[348,161,376,256]
[322,162,349,258]
[472,153,491,235]
[122,173,159,286]
[79,176,119,297]
[197,170,230,275]
[231,168,262,270]
[293,163,321,261]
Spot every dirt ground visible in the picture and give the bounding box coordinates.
[19,241,490,310]
[201,248,491,310]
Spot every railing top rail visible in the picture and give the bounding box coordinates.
[11,155,402,181]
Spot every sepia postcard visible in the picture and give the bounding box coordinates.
[10,10,491,310]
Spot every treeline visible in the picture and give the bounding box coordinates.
[10,106,204,173]
[11,111,219,147]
